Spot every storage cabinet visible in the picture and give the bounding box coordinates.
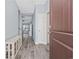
[5,36,22,59]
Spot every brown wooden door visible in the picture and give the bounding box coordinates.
[50,0,73,59]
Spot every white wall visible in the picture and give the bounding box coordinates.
[35,0,49,44]
[34,0,49,44]
[35,13,48,44]
[5,0,18,39]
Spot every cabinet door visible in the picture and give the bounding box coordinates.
[50,0,73,59]
[50,0,73,32]
[52,39,72,59]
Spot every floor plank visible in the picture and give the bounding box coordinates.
[15,37,49,59]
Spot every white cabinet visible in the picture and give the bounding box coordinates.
[5,36,22,59]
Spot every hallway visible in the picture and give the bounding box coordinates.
[5,0,50,59]
[15,37,49,59]
[5,0,73,59]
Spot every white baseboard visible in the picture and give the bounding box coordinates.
[35,41,47,45]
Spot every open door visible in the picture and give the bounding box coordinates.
[50,0,73,59]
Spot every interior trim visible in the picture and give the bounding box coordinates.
[53,38,73,51]
[52,31,73,36]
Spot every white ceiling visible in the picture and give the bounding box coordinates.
[16,0,34,14]
[16,0,48,14]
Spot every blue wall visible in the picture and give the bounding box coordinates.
[5,0,18,39]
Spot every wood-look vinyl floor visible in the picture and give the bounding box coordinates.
[15,37,49,59]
